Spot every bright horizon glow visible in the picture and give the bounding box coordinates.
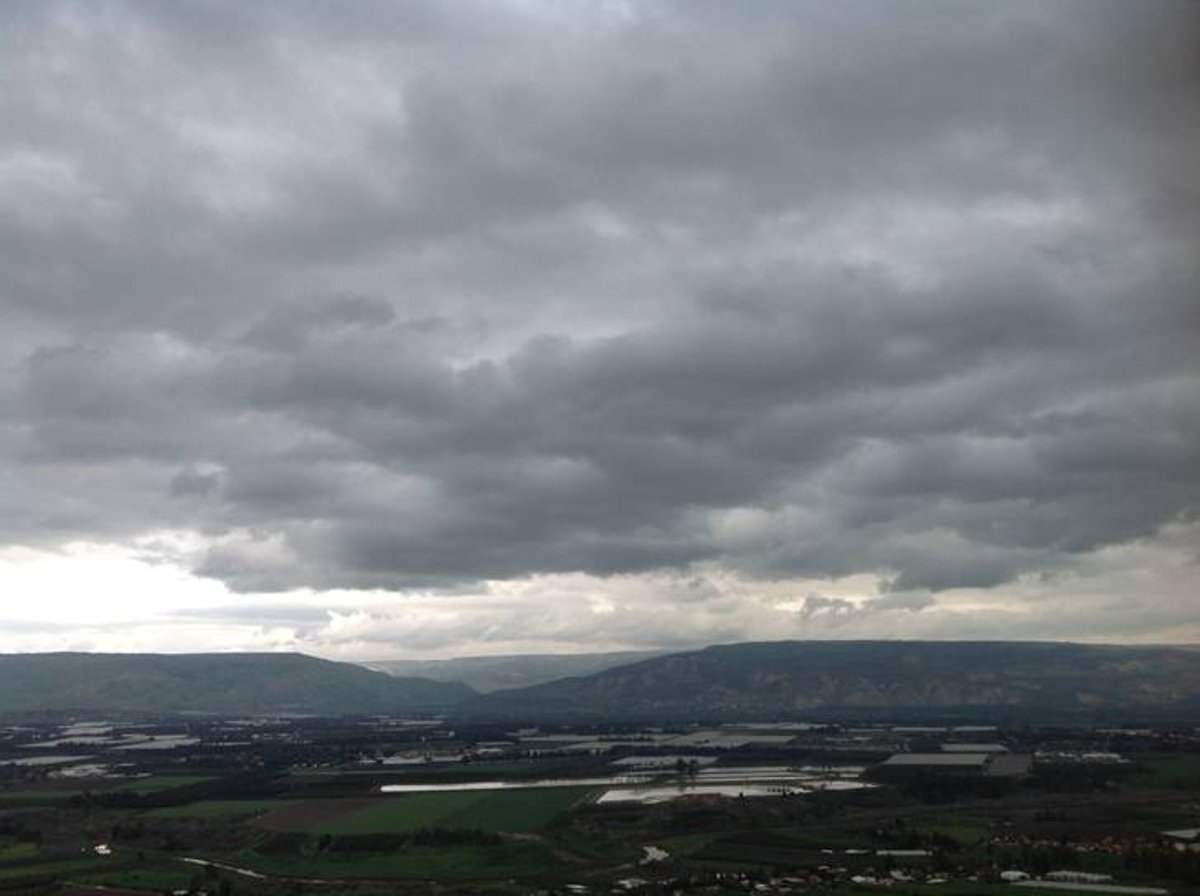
[1,521,1196,660]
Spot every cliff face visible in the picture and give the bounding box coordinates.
[466,641,1200,721]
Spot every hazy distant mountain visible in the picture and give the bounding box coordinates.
[0,652,473,715]
[363,650,665,693]
[465,640,1200,722]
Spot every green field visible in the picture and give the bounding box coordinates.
[0,789,75,806]
[656,832,719,856]
[1131,753,1200,789]
[71,867,197,892]
[149,798,295,819]
[113,774,215,794]
[745,826,873,850]
[321,786,593,834]
[245,841,565,880]
[0,840,38,863]
[0,856,119,883]
[918,814,992,846]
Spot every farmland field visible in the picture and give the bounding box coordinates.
[265,786,595,835]
[254,798,377,831]
[1130,753,1200,789]
[917,814,993,845]
[0,856,120,883]
[149,798,295,819]
[0,839,38,862]
[113,774,215,793]
[72,867,197,892]
[3,712,1195,895]
[243,841,567,880]
[0,789,76,806]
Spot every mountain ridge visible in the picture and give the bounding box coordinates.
[462,639,1200,722]
[362,649,667,693]
[5,641,1199,720]
[0,651,473,715]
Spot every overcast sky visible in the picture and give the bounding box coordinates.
[2,0,1197,660]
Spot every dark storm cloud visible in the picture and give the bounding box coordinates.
[2,1,1197,606]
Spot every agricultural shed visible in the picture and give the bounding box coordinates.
[873,752,990,780]
[880,753,990,768]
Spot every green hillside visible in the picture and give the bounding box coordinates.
[467,640,1200,722]
[363,649,665,692]
[0,652,473,715]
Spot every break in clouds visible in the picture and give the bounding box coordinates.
[1,1,1198,657]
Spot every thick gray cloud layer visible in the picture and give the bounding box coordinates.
[2,1,1197,642]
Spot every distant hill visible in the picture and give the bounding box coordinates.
[0,652,473,715]
[464,640,1200,722]
[363,650,665,693]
